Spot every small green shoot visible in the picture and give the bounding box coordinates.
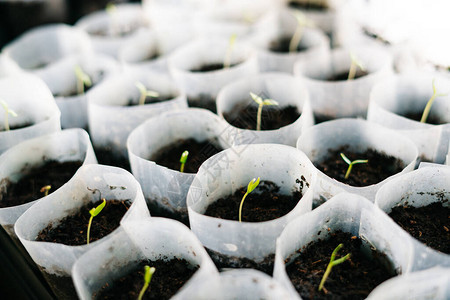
[224,33,237,69]
[40,185,51,197]
[137,265,156,300]
[289,11,315,53]
[179,150,189,173]
[106,2,118,36]
[250,92,279,131]
[135,82,159,105]
[87,198,106,245]
[347,52,366,80]
[340,153,368,180]
[74,65,92,95]
[420,79,448,123]
[318,243,351,293]
[0,99,18,131]
[239,177,260,223]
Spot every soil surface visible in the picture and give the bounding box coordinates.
[286,231,396,299]
[95,258,199,300]
[0,160,82,208]
[288,0,329,10]
[388,201,450,254]
[204,180,303,222]
[190,62,238,72]
[127,94,176,106]
[151,138,223,173]
[223,101,301,130]
[315,146,404,187]
[269,36,309,53]
[36,199,131,246]
[402,111,445,125]
[327,69,368,81]
[94,147,131,172]
[41,272,77,300]
[187,94,217,113]
[2,122,33,131]
[313,113,336,124]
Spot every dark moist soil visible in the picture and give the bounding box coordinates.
[151,138,223,173]
[2,122,34,131]
[95,258,199,300]
[187,94,217,113]
[127,94,176,106]
[269,36,309,53]
[204,180,303,222]
[288,0,329,11]
[327,69,369,81]
[94,147,131,172]
[314,113,336,124]
[0,160,82,208]
[388,201,450,254]
[285,231,396,299]
[223,101,301,130]
[315,146,404,187]
[54,82,93,97]
[190,62,238,72]
[145,199,189,227]
[36,199,131,246]
[402,111,445,125]
[206,247,274,275]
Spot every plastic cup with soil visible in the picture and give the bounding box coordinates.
[293,46,393,122]
[374,166,450,270]
[0,73,61,154]
[296,118,418,202]
[36,53,118,130]
[0,129,97,240]
[247,9,329,73]
[127,108,229,225]
[168,37,258,113]
[2,24,92,71]
[14,164,149,300]
[368,72,450,163]
[72,218,218,300]
[88,68,187,171]
[217,73,313,147]
[187,143,316,275]
[273,193,410,299]
[75,3,149,58]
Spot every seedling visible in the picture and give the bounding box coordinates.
[0,99,18,131]
[250,92,279,131]
[74,65,92,95]
[40,185,51,197]
[238,177,260,222]
[420,79,447,123]
[318,243,351,292]
[340,152,368,180]
[86,198,106,245]
[137,265,156,300]
[347,52,366,80]
[179,150,189,173]
[224,33,237,69]
[289,11,315,53]
[135,82,159,105]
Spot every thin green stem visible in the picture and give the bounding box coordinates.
[238,177,260,222]
[179,150,189,173]
[138,266,155,300]
[344,164,353,179]
[87,215,94,245]
[318,244,351,292]
[347,63,356,80]
[289,25,304,53]
[420,79,447,123]
[239,193,249,223]
[86,199,106,244]
[257,103,263,131]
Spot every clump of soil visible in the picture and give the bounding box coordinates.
[190,62,239,72]
[223,101,301,130]
[151,138,223,173]
[204,180,303,222]
[95,258,199,300]
[187,95,217,113]
[402,111,445,125]
[269,36,309,53]
[327,69,368,81]
[315,146,404,187]
[285,230,396,299]
[0,160,83,208]
[388,201,450,254]
[36,199,130,245]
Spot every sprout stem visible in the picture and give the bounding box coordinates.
[420,79,447,123]
[318,243,351,292]
[340,153,368,179]
[224,34,237,69]
[138,266,156,300]
[87,199,106,245]
[239,177,260,222]
[40,185,52,197]
[0,100,18,131]
[347,52,366,81]
[179,150,189,173]
[250,92,279,131]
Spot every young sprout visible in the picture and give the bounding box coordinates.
[340,152,368,180]
[289,11,315,53]
[74,65,92,95]
[420,79,448,123]
[0,99,18,131]
[179,150,189,173]
[224,33,237,69]
[87,198,106,245]
[250,92,279,131]
[238,177,260,223]
[347,52,366,80]
[137,265,156,300]
[40,185,51,197]
[106,2,118,36]
[318,243,351,292]
[135,82,160,106]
